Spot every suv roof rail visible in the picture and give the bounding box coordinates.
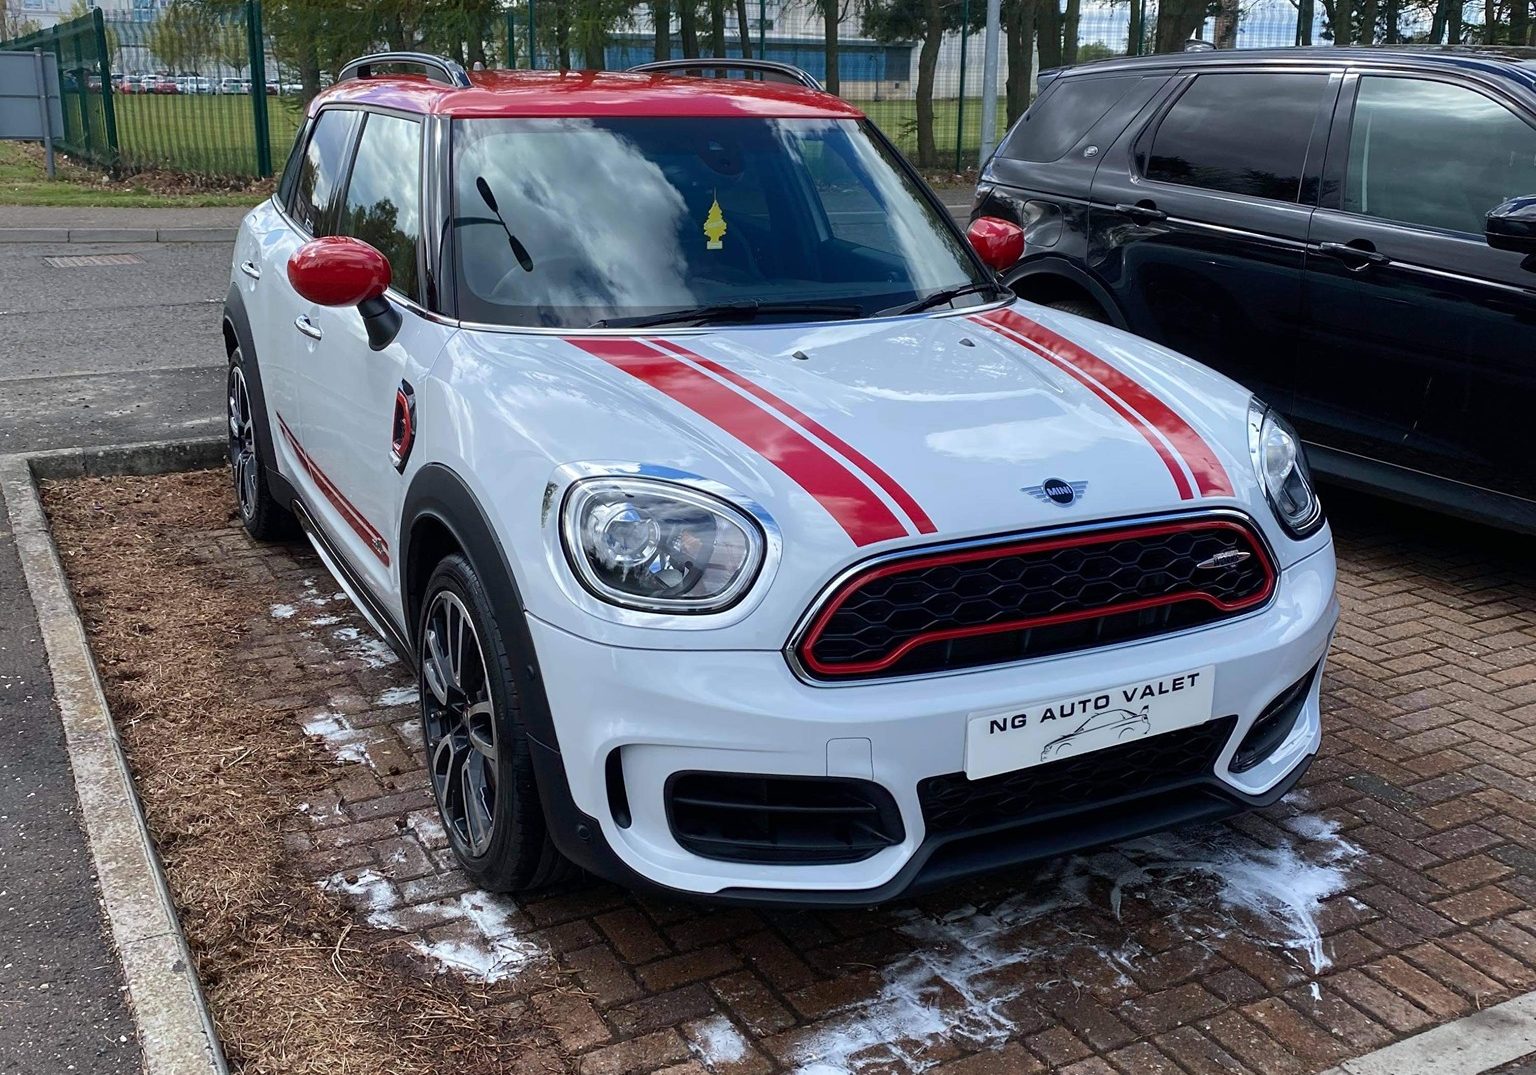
[627,58,823,91]
[338,51,472,89]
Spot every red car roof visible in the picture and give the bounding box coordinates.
[310,69,864,120]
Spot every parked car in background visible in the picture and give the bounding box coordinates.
[972,47,1536,533]
[151,75,180,94]
[220,77,245,95]
[224,53,1337,904]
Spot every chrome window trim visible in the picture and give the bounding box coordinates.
[782,507,1281,688]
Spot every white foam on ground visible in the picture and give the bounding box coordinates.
[790,816,1361,1075]
[690,1014,751,1069]
[321,870,538,983]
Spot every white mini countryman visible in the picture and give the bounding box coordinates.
[224,53,1338,904]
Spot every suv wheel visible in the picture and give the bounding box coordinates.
[418,554,571,892]
[227,348,294,540]
[1046,297,1109,323]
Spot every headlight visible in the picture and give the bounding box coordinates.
[1248,399,1323,537]
[561,477,765,613]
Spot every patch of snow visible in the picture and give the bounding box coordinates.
[269,603,297,620]
[789,816,1361,1075]
[690,1014,750,1069]
[332,625,399,668]
[321,870,538,983]
[301,711,371,767]
[376,685,417,708]
[308,614,341,627]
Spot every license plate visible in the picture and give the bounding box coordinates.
[963,666,1216,781]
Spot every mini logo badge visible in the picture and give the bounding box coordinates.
[1024,478,1087,506]
[1196,549,1252,570]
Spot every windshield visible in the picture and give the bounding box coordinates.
[450,116,990,328]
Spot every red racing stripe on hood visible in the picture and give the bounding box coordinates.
[970,314,1196,501]
[980,308,1233,497]
[567,336,910,546]
[649,337,937,535]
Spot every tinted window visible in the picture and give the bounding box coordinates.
[287,109,359,236]
[1002,75,1141,163]
[1146,73,1329,202]
[1344,76,1536,236]
[339,113,423,300]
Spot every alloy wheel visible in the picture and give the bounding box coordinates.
[420,590,500,858]
[227,363,258,520]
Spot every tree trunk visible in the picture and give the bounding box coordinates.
[735,0,753,56]
[654,0,671,58]
[1515,0,1531,42]
[1154,0,1207,50]
[1127,0,1144,53]
[554,0,572,68]
[1333,0,1353,43]
[583,0,607,69]
[822,0,841,94]
[680,0,699,55]
[1036,0,1062,69]
[1062,0,1080,62]
[1386,0,1402,40]
[710,0,727,55]
[1485,0,1496,41]
[299,39,321,103]
[1004,0,1035,125]
[1214,0,1239,45]
[1359,0,1378,43]
[1445,0,1461,39]
[916,0,943,166]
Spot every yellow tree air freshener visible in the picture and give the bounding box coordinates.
[703,195,727,251]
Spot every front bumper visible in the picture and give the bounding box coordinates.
[525,544,1338,905]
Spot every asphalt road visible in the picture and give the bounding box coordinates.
[0,240,230,1075]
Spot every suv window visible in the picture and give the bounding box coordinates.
[1145,72,1329,202]
[1001,75,1141,163]
[287,109,360,236]
[1344,76,1536,236]
[338,112,423,300]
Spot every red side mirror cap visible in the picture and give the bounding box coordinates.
[966,216,1025,273]
[287,236,392,307]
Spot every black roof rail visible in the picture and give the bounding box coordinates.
[627,58,823,91]
[338,51,472,89]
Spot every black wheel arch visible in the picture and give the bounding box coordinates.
[223,285,299,508]
[1005,257,1130,331]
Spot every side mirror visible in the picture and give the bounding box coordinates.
[966,216,1025,273]
[286,236,402,350]
[1486,196,1536,256]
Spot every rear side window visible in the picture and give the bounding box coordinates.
[1144,73,1329,202]
[287,109,360,236]
[338,113,423,301]
[1001,75,1141,163]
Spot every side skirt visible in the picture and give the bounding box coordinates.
[290,497,416,672]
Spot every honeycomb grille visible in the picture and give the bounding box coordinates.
[796,518,1274,680]
[919,716,1239,837]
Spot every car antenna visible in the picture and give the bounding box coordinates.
[475,176,534,272]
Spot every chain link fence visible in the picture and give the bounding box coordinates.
[2,0,1530,179]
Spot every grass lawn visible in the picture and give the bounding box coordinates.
[856,96,1010,169]
[0,140,267,208]
[111,92,305,177]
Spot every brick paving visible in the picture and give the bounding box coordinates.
[186,493,1536,1073]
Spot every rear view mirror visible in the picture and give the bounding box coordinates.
[966,216,1025,273]
[287,236,402,350]
[1486,196,1536,256]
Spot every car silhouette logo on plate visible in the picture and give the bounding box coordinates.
[1196,549,1252,570]
[1024,478,1087,506]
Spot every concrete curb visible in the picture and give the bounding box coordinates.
[1316,991,1536,1075]
[0,226,237,244]
[2,436,230,1075]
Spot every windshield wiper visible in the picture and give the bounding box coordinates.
[475,176,534,272]
[589,300,863,329]
[877,282,1005,318]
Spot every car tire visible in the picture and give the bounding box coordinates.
[227,347,296,541]
[417,553,573,892]
[1046,297,1110,323]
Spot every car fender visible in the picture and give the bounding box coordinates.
[222,284,292,500]
[1005,255,1131,331]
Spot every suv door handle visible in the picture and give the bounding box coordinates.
[294,315,323,340]
[1318,241,1390,271]
[1115,202,1168,223]
[239,259,261,280]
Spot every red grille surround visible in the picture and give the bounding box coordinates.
[793,517,1277,681]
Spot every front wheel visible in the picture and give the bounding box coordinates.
[227,347,294,540]
[418,554,570,892]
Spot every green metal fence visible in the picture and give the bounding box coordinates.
[3,0,1531,180]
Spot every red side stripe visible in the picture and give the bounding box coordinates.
[567,337,909,546]
[970,315,1196,501]
[983,308,1234,497]
[277,414,392,566]
[649,338,938,535]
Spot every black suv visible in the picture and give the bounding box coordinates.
[972,47,1536,531]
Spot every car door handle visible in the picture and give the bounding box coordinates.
[293,315,323,340]
[1115,203,1168,223]
[1318,242,1390,271]
[239,259,261,280]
